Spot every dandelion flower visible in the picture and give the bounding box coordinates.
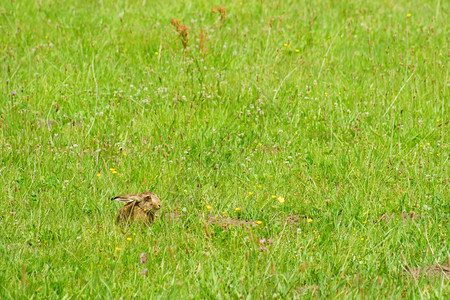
[295,49,300,53]
[406,13,411,18]
[123,152,127,156]
[277,196,285,204]
[222,211,227,215]
[155,52,159,55]
[115,247,121,251]
[307,218,313,223]
[97,173,101,178]
[271,195,277,199]
[126,237,132,241]
[248,191,253,195]
[235,207,241,212]
[256,221,262,225]
[206,205,212,210]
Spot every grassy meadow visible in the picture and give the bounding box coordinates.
[1,0,449,298]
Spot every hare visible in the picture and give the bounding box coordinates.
[112,191,162,225]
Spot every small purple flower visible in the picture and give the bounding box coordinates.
[259,246,265,252]
[12,91,17,95]
[140,268,148,276]
[267,239,274,245]
[259,239,266,244]
[140,252,147,264]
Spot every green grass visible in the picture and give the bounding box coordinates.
[1,0,448,298]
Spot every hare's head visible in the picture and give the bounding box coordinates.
[112,191,162,213]
[139,192,162,212]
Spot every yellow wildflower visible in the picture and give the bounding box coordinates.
[248,191,253,195]
[256,221,262,225]
[115,247,121,251]
[127,237,132,241]
[277,196,285,204]
[206,205,212,210]
[406,13,411,18]
[123,152,127,156]
[155,52,159,55]
[307,218,313,223]
[271,195,277,199]
[235,207,241,212]
[97,173,101,178]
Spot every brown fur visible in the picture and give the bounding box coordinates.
[112,191,162,225]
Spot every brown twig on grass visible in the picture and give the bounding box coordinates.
[212,6,226,25]
[170,18,189,49]
[198,28,208,56]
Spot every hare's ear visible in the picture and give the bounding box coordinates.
[143,195,153,201]
[111,194,139,203]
